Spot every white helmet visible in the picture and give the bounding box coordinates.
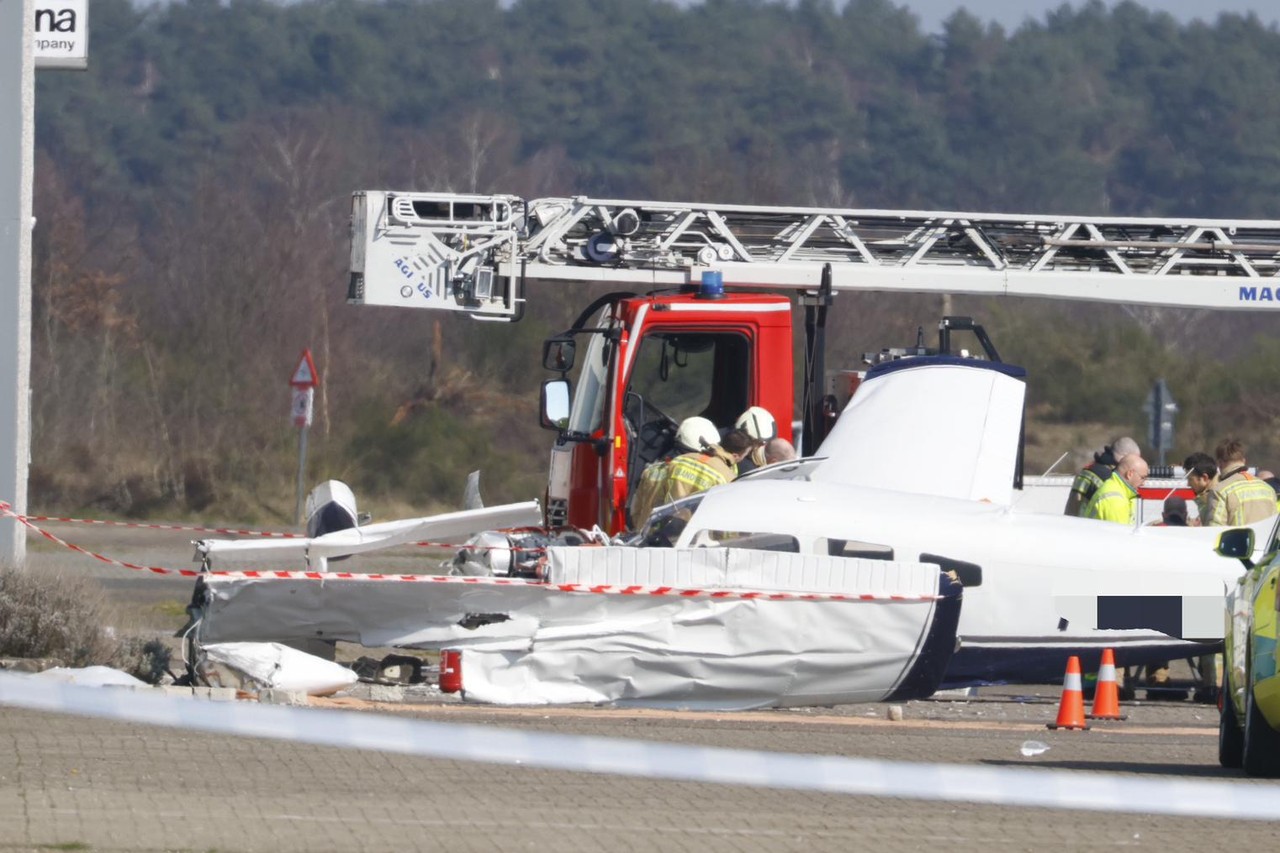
[675,416,719,452]
[735,406,777,442]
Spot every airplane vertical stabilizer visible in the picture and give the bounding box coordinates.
[811,358,1026,504]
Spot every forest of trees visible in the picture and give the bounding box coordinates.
[24,0,1280,523]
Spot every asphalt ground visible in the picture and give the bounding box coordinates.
[2,688,1277,853]
[3,520,1279,852]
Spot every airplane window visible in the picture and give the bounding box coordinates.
[826,539,894,560]
[694,530,800,552]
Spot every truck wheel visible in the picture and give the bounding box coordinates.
[1219,681,1244,768]
[1242,685,1280,777]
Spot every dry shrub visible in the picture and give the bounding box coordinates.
[0,566,120,667]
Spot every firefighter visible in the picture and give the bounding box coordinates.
[629,416,718,531]
[732,406,778,476]
[1182,451,1217,526]
[663,428,752,499]
[1064,436,1140,517]
[1082,454,1149,525]
[1206,438,1278,526]
[630,421,755,531]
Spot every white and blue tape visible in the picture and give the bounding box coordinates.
[0,671,1274,820]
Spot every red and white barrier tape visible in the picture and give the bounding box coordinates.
[2,502,546,552]
[549,584,940,602]
[0,502,545,573]
[1,501,939,602]
[0,500,205,577]
[201,572,940,602]
[18,513,302,537]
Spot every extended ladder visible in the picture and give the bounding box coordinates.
[349,191,1280,319]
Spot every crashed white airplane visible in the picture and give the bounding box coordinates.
[187,355,1275,707]
[188,491,963,709]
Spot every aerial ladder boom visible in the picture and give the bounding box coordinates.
[349,190,1280,319]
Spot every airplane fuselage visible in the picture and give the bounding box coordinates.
[678,476,1272,684]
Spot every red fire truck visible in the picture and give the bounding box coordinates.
[349,191,1280,533]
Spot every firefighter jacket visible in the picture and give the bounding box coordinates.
[628,458,672,532]
[1083,471,1139,525]
[1064,460,1115,517]
[664,447,738,503]
[627,446,738,532]
[1194,489,1214,526]
[1208,467,1278,527]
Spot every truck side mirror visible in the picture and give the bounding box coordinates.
[1216,528,1255,564]
[540,379,571,432]
[543,337,576,373]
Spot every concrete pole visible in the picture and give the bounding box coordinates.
[0,0,35,568]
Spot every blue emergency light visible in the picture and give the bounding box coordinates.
[698,270,725,299]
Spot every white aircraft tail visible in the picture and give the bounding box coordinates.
[812,358,1026,504]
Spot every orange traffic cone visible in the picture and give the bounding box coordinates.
[1087,648,1127,721]
[1047,655,1091,730]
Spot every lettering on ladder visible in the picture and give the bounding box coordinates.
[1239,286,1276,302]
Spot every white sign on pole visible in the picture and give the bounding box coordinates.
[291,388,314,429]
[33,0,87,70]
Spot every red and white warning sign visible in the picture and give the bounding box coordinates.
[289,349,320,389]
[291,387,314,428]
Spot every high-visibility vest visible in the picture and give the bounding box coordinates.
[1209,468,1278,526]
[1083,471,1139,525]
[1065,461,1113,516]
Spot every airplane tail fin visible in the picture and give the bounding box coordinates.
[464,471,484,510]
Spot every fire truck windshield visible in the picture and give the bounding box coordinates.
[566,322,612,436]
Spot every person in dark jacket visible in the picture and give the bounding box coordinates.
[1182,451,1217,526]
[1064,436,1140,516]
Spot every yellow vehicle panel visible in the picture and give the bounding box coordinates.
[1256,672,1280,730]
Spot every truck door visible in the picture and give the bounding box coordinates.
[549,294,791,535]
[614,328,753,530]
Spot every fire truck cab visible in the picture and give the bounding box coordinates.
[539,285,794,533]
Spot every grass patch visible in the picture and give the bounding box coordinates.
[0,567,119,667]
[0,567,175,684]
[151,599,191,623]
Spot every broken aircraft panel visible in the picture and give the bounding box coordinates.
[192,545,962,710]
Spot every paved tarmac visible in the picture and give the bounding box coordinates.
[4,521,1280,851]
[2,688,1278,853]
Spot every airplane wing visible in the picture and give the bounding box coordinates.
[194,501,543,565]
[811,357,1026,505]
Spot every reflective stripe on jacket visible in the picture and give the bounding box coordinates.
[664,448,736,502]
[1209,468,1278,526]
[1064,462,1112,517]
[1083,471,1139,525]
